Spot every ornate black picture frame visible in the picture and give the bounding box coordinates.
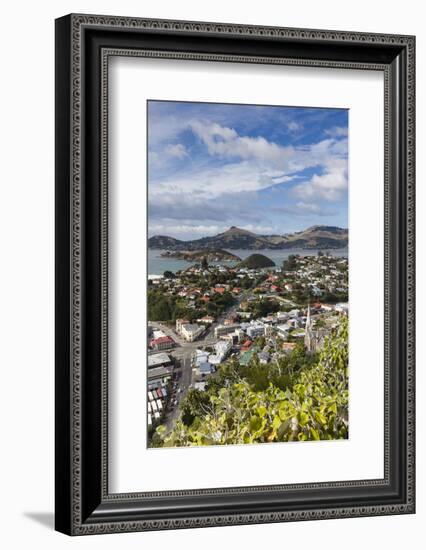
[55,14,415,535]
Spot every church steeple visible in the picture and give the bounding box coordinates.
[305,302,313,352]
[306,302,311,329]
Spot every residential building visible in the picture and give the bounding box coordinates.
[214,324,240,338]
[277,324,291,340]
[149,335,175,351]
[289,309,301,317]
[197,315,215,324]
[193,349,209,368]
[147,365,173,384]
[175,318,189,334]
[263,324,274,337]
[181,323,204,342]
[276,312,289,322]
[246,323,265,339]
[258,351,270,364]
[213,286,226,294]
[241,339,252,352]
[148,352,172,369]
[282,342,297,352]
[239,346,260,366]
[214,340,231,360]
[197,361,215,377]
[335,302,349,315]
[222,329,244,345]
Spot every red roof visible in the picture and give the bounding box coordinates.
[282,342,297,350]
[150,336,173,346]
[213,287,226,294]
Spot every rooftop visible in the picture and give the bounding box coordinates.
[183,323,202,333]
[199,362,214,374]
[147,365,173,380]
[150,335,174,345]
[148,353,171,368]
[239,346,260,366]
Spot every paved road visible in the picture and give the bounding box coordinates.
[165,354,193,430]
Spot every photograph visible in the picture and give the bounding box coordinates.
[146,100,349,448]
[52,10,415,538]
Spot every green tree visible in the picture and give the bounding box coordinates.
[180,388,211,426]
[250,299,279,318]
[315,317,326,329]
[283,254,298,272]
[148,291,173,321]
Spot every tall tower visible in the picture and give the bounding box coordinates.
[304,302,313,352]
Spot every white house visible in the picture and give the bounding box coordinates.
[193,349,209,367]
[246,323,265,339]
[277,324,291,340]
[181,323,204,342]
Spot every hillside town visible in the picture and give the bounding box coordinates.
[147,252,348,442]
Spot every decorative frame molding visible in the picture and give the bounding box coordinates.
[55,14,415,535]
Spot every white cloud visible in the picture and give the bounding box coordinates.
[164,143,188,159]
[148,143,188,170]
[295,202,323,213]
[292,158,348,201]
[325,126,348,138]
[189,120,347,175]
[150,119,348,206]
[150,161,282,201]
[189,120,291,166]
[149,223,223,237]
[148,114,187,147]
[271,174,298,184]
[237,224,275,234]
[287,121,301,132]
[294,202,336,216]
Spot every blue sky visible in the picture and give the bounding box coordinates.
[148,100,348,240]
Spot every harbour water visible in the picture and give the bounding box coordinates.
[148,248,348,277]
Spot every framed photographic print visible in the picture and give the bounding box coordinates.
[55,14,415,535]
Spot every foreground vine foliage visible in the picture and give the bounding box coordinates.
[155,316,348,446]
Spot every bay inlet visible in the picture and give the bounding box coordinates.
[148,248,349,277]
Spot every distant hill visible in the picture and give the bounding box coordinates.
[160,249,241,262]
[237,254,276,269]
[184,226,269,250]
[148,225,348,251]
[148,235,184,249]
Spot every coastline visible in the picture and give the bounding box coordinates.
[148,247,348,277]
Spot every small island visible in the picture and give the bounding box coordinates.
[236,253,276,269]
[160,249,241,263]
